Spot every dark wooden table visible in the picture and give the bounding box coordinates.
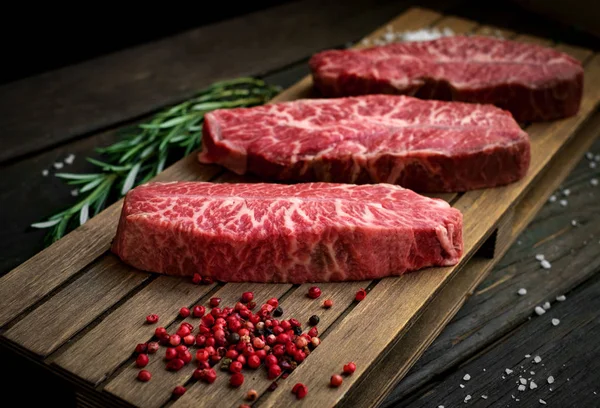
[1,0,599,406]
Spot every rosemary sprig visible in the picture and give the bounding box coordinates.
[32,77,281,244]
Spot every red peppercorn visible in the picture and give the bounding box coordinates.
[205,346,216,356]
[159,334,170,345]
[289,318,301,327]
[247,389,259,401]
[199,368,217,383]
[249,314,261,324]
[265,354,278,367]
[165,348,177,360]
[202,276,214,285]
[137,369,151,382]
[179,349,193,364]
[172,385,186,398]
[281,320,292,330]
[209,297,221,307]
[268,381,278,392]
[192,273,202,284]
[285,342,297,355]
[241,292,254,303]
[230,361,243,373]
[323,299,333,308]
[196,349,209,361]
[255,349,267,360]
[343,362,357,375]
[136,354,149,367]
[292,383,308,399]
[311,337,320,347]
[154,327,167,337]
[183,334,195,346]
[146,314,159,324]
[273,326,284,335]
[239,308,251,319]
[308,327,318,338]
[202,314,215,327]
[295,337,308,348]
[230,372,244,387]
[135,343,147,354]
[237,354,247,366]
[166,358,185,371]
[225,349,239,360]
[267,298,279,308]
[169,334,181,347]
[179,307,190,318]
[307,286,322,299]
[330,374,343,387]
[247,354,261,369]
[147,341,159,354]
[293,350,306,363]
[176,325,191,337]
[268,364,282,379]
[253,337,265,349]
[355,289,367,301]
[211,307,222,318]
[273,344,285,357]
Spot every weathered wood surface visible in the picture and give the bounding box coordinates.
[383,136,600,407]
[0,0,456,165]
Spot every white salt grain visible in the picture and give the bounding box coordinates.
[547,376,555,384]
[481,395,488,400]
[591,178,598,186]
[463,374,471,381]
[518,288,528,296]
[560,199,568,207]
[53,162,64,169]
[543,301,551,310]
[591,162,597,169]
[595,155,600,162]
[71,189,79,197]
[540,260,552,269]
[556,295,566,302]
[530,371,535,375]
[460,384,465,388]
[530,381,538,389]
[586,152,594,160]
[64,154,75,164]
[525,354,531,358]
[534,356,542,363]
[438,406,445,408]
[572,220,578,226]
[535,254,545,261]
[540,399,547,405]
[42,169,49,176]
[520,378,527,385]
[548,195,557,202]
[518,384,526,391]
[562,188,571,196]
[464,395,471,403]
[535,306,546,316]
[552,318,560,326]
[506,368,514,375]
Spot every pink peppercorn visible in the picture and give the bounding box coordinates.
[136,354,149,367]
[230,372,244,387]
[179,307,190,318]
[330,374,343,387]
[355,289,367,301]
[307,286,321,299]
[146,314,159,324]
[172,385,186,398]
[343,362,357,375]
[137,369,151,382]
[241,292,254,303]
[268,364,282,379]
[192,305,206,318]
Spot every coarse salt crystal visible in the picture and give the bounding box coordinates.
[384,32,395,42]
[505,368,514,374]
[560,199,568,206]
[525,354,531,358]
[556,295,566,301]
[518,288,527,296]
[463,374,471,381]
[572,220,578,226]
[562,189,571,196]
[591,162,597,169]
[520,378,527,385]
[547,376,555,384]
[540,260,551,269]
[540,399,547,405]
[548,195,557,202]
[64,154,75,164]
[460,384,465,388]
[534,356,542,363]
[535,254,545,261]
[481,395,488,399]
[530,381,538,389]
[543,301,551,310]
[586,152,594,160]
[518,384,526,391]
[71,189,79,197]
[591,178,598,186]
[42,169,49,176]
[535,306,546,315]
[438,406,445,408]
[530,371,535,375]
[552,318,560,326]
[53,162,64,169]
[464,394,471,403]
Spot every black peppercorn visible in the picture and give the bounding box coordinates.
[309,315,320,326]
[293,326,302,335]
[227,332,240,344]
[265,328,273,336]
[273,306,283,317]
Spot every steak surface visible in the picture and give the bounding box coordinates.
[309,35,584,122]
[197,94,530,193]
[111,181,463,283]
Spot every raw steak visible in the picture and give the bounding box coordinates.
[309,35,584,122]
[111,181,463,283]
[197,94,530,193]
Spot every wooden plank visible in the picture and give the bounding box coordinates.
[0,154,222,328]
[261,48,600,408]
[346,108,600,407]
[3,255,149,357]
[382,112,600,405]
[51,277,217,384]
[401,273,600,408]
[103,283,291,408]
[0,0,435,164]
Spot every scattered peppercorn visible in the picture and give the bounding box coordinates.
[293,383,308,399]
[330,374,343,387]
[145,314,159,324]
[343,362,357,375]
[135,343,147,354]
[192,305,206,318]
[192,273,202,284]
[247,301,256,310]
[209,297,221,307]
[268,381,278,392]
[146,341,159,354]
[309,315,320,325]
[323,299,333,308]
[172,385,186,398]
[355,289,367,301]
[273,306,284,317]
[137,369,152,382]
[202,276,214,285]
[135,354,149,368]
[247,389,259,401]
[308,286,322,299]
[230,372,245,387]
[179,307,190,318]
[241,291,254,303]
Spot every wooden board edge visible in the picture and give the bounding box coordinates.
[338,108,600,408]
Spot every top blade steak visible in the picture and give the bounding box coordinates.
[309,35,584,122]
[111,181,463,283]
[198,94,530,193]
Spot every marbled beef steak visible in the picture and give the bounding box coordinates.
[197,94,530,193]
[309,35,584,122]
[111,181,463,283]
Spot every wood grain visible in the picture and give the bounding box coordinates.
[0,154,222,328]
[52,276,217,384]
[0,0,436,164]
[3,255,149,357]
[103,283,291,408]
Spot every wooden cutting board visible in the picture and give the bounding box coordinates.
[1,7,599,408]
